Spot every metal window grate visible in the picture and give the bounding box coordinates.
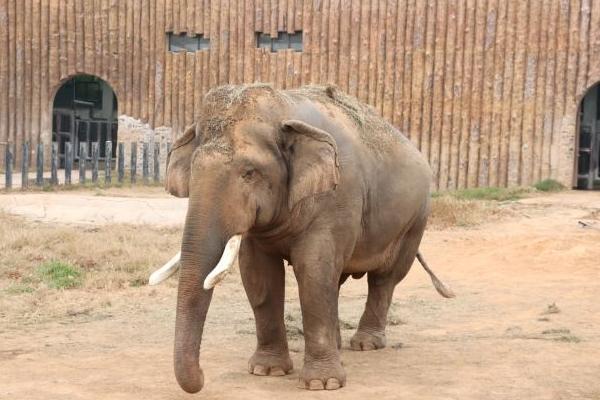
[168,32,211,52]
[256,31,303,52]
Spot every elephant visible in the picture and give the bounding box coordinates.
[150,84,454,393]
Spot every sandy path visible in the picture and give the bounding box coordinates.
[0,189,187,226]
[1,190,599,399]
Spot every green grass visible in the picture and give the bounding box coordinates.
[533,179,565,192]
[434,187,528,202]
[37,260,83,289]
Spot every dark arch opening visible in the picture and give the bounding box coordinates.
[576,83,600,190]
[52,74,118,168]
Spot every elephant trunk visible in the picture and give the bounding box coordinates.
[173,210,230,393]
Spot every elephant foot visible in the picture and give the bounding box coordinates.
[248,349,293,377]
[350,330,386,351]
[298,359,346,390]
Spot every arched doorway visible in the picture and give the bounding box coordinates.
[577,83,600,189]
[52,75,118,167]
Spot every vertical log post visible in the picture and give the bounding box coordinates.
[130,142,137,184]
[105,140,112,184]
[91,142,99,183]
[21,142,29,190]
[36,142,43,186]
[5,144,13,189]
[79,142,87,184]
[153,143,160,183]
[50,142,58,185]
[142,142,149,184]
[166,141,172,185]
[118,142,125,183]
[65,142,72,185]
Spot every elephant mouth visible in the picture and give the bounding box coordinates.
[149,234,243,289]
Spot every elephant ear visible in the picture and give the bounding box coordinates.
[166,123,199,198]
[281,120,340,210]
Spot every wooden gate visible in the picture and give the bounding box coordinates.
[576,122,600,189]
[52,111,117,168]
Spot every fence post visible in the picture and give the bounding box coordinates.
[142,142,149,184]
[153,143,160,183]
[21,142,29,189]
[130,142,137,184]
[65,142,72,185]
[50,142,58,185]
[91,142,99,183]
[79,142,87,184]
[118,142,124,183]
[5,144,13,189]
[105,140,112,184]
[166,141,171,186]
[36,143,44,186]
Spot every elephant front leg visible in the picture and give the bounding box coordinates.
[292,238,346,390]
[239,239,293,377]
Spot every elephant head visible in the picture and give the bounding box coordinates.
[170,85,340,393]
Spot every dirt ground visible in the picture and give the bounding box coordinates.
[1,189,599,400]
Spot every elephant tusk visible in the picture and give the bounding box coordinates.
[203,234,242,290]
[149,251,181,285]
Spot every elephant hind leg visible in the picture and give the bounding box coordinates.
[350,222,425,351]
[349,272,395,351]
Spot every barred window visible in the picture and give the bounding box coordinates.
[168,33,210,52]
[256,31,303,52]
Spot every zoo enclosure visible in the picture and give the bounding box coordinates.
[1,0,600,190]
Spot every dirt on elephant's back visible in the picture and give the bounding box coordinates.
[1,190,599,400]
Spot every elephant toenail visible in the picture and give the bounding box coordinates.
[325,378,341,390]
[252,365,268,376]
[309,380,325,390]
[269,367,285,376]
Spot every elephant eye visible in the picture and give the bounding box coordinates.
[242,168,256,181]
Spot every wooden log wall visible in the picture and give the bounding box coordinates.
[0,0,599,189]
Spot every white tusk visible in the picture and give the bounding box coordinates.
[149,251,181,285]
[203,235,242,290]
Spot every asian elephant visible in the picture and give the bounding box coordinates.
[150,84,454,393]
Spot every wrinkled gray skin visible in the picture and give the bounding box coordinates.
[166,85,433,393]
[165,122,199,198]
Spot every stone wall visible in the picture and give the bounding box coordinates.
[117,115,174,178]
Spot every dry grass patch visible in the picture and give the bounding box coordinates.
[0,211,181,325]
[428,187,528,230]
[428,195,512,230]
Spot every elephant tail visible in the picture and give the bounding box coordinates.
[416,251,456,298]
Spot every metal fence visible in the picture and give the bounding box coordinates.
[2,141,172,190]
